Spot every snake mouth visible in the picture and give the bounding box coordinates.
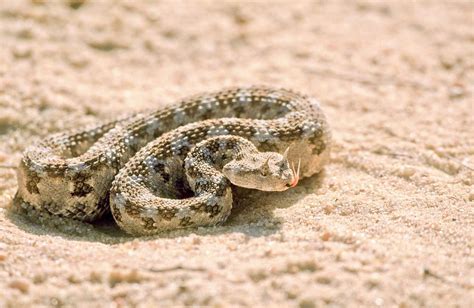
[289,158,301,188]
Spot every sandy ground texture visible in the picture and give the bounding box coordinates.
[0,1,473,307]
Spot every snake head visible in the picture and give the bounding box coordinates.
[222,152,295,191]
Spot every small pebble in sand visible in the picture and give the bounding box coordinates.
[109,269,144,287]
[468,192,474,202]
[396,166,416,179]
[299,298,316,308]
[32,273,46,284]
[0,152,7,163]
[315,275,331,285]
[323,204,334,214]
[89,271,102,283]
[321,232,331,241]
[9,279,30,293]
[67,274,81,284]
[448,84,466,99]
[190,235,201,245]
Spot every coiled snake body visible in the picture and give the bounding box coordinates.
[15,86,331,235]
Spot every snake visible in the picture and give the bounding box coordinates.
[14,86,331,235]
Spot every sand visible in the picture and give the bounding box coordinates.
[0,1,473,307]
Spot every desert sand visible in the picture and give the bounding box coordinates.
[0,1,473,307]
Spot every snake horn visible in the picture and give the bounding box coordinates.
[263,156,271,171]
[282,146,290,160]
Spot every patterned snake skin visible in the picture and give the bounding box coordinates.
[15,86,331,235]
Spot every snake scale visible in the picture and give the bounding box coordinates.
[15,86,331,235]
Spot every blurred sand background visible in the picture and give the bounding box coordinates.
[0,0,473,307]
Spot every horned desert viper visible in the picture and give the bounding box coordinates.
[15,86,331,235]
